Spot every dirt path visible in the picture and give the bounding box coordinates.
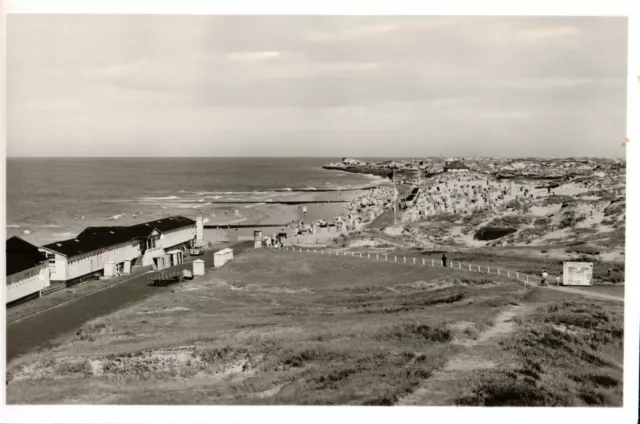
[544,286,623,303]
[396,304,529,406]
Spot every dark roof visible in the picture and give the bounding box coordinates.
[129,216,196,233]
[6,236,47,276]
[444,161,470,170]
[43,216,196,257]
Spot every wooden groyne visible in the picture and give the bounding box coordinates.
[202,200,350,205]
[204,224,286,229]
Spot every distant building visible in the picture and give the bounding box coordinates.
[40,216,197,284]
[341,157,363,166]
[444,161,470,172]
[6,236,50,304]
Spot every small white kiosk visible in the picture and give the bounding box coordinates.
[562,262,593,286]
[104,262,117,277]
[214,248,234,268]
[193,259,205,276]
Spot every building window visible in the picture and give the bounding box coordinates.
[47,253,56,268]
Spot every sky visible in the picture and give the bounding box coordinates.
[6,15,628,158]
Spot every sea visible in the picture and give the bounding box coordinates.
[6,158,382,245]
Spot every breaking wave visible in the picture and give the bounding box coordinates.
[140,196,181,200]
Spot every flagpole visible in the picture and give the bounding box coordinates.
[393,169,397,226]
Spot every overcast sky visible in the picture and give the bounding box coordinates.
[7,15,628,158]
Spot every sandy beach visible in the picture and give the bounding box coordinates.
[203,185,386,244]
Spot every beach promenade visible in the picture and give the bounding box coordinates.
[6,241,254,362]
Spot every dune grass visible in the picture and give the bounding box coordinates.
[6,249,623,406]
[455,296,623,406]
[8,248,528,405]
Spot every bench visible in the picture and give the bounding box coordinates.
[149,272,183,287]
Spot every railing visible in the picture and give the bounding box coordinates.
[281,246,561,287]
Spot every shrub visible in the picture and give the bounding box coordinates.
[534,217,550,227]
[385,323,452,343]
[474,226,517,241]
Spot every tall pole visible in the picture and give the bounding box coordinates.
[393,169,397,225]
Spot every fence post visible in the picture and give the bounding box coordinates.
[385,255,388,261]
[507,271,510,278]
[413,258,416,264]
[423,258,425,266]
[368,253,371,259]
[516,272,519,280]
[360,253,362,258]
[377,254,379,260]
[404,257,406,264]
[469,264,471,271]
[395,256,397,262]
[488,266,490,274]
[459,263,461,270]
[497,269,500,275]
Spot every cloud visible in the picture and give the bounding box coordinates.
[227,51,283,62]
[6,15,627,158]
[516,26,581,43]
[307,23,398,42]
[482,111,534,120]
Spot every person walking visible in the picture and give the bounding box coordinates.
[541,269,549,286]
[441,253,447,268]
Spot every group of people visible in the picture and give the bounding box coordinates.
[264,234,284,248]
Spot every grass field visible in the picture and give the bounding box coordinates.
[6,248,623,405]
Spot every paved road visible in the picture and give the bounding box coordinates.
[6,241,253,362]
[545,286,624,303]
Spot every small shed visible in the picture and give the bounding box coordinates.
[166,250,184,266]
[104,262,117,277]
[214,248,234,268]
[562,262,593,286]
[193,259,205,276]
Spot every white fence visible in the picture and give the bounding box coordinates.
[282,246,561,287]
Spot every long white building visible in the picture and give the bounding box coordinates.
[40,216,197,284]
[6,236,51,304]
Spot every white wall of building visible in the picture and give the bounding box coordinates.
[65,241,142,281]
[45,253,68,281]
[6,266,50,304]
[159,226,196,250]
[42,224,195,282]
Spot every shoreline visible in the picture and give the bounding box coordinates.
[7,167,390,247]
